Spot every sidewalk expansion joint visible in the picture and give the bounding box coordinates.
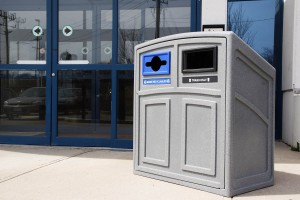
[0,149,95,184]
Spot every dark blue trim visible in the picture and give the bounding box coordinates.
[191,0,197,32]
[50,64,133,71]
[45,0,53,145]
[92,72,98,124]
[0,65,48,70]
[190,0,201,32]
[197,0,202,31]
[111,139,133,149]
[51,0,59,145]
[51,137,132,149]
[52,0,58,66]
[0,136,49,145]
[274,0,284,139]
[228,0,264,1]
[52,137,111,147]
[114,65,134,70]
[111,69,118,139]
[112,0,118,65]
[51,72,58,144]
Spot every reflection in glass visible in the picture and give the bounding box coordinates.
[118,0,191,64]
[0,0,46,64]
[58,0,112,64]
[228,0,275,65]
[117,71,133,140]
[57,70,111,138]
[0,70,46,136]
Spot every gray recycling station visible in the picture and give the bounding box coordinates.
[133,32,275,197]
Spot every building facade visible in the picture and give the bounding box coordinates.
[0,0,288,148]
[282,0,300,149]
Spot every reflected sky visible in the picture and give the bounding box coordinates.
[228,0,275,54]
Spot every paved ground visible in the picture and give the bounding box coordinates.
[0,142,299,200]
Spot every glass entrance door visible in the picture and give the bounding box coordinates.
[0,0,50,145]
[50,0,117,147]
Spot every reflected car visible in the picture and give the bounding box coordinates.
[58,88,83,114]
[0,88,17,115]
[3,87,46,120]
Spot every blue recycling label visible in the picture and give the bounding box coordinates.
[143,78,171,85]
[142,52,171,76]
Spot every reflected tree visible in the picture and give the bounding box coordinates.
[0,11,16,64]
[261,47,274,65]
[119,28,141,64]
[228,4,256,47]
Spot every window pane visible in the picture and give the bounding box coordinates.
[0,0,46,64]
[0,70,46,136]
[228,0,275,65]
[58,0,112,64]
[57,70,111,138]
[118,0,191,64]
[117,71,133,140]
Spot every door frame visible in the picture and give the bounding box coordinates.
[50,0,133,148]
[0,0,53,145]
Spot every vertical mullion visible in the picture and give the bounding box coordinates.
[191,0,197,32]
[112,0,118,65]
[197,0,202,31]
[92,6,99,64]
[111,0,119,141]
[191,0,201,32]
[45,0,53,145]
[51,0,59,145]
[52,0,58,67]
[95,72,101,124]
[111,69,118,140]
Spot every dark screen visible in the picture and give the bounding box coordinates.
[182,47,217,73]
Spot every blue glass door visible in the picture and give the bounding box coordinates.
[50,0,118,147]
[0,0,51,145]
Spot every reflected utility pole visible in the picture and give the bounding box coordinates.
[83,10,87,61]
[16,17,26,61]
[154,0,168,39]
[0,10,16,64]
[35,19,40,60]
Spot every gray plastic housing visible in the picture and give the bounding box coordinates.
[133,32,275,197]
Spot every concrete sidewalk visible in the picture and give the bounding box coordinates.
[0,142,299,200]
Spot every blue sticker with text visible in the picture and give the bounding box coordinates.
[143,78,171,85]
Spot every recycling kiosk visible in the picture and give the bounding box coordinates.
[133,32,275,197]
